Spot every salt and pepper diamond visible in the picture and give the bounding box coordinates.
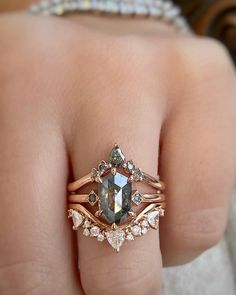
[109,144,126,167]
[99,171,132,225]
[132,191,143,205]
[88,190,98,206]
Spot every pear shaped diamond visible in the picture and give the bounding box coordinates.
[70,210,83,229]
[109,145,125,167]
[106,229,125,251]
[147,210,160,229]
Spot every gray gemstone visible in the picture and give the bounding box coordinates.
[88,193,97,203]
[99,172,132,224]
[109,145,125,167]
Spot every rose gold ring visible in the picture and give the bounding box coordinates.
[67,144,166,252]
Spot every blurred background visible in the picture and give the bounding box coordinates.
[0,0,235,64]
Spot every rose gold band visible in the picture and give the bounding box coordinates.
[68,192,165,204]
[67,172,165,192]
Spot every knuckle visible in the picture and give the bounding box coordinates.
[177,207,226,252]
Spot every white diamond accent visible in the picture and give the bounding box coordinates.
[83,220,91,228]
[142,227,148,235]
[83,228,90,236]
[131,225,142,236]
[70,210,83,229]
[106,230,125,250]
[126,233,134,241]
[90,226,100,237]
[97,234,105,242]
[147,211,160,229]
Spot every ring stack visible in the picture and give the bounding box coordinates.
[67,144,166,252]
[29,0,191,33]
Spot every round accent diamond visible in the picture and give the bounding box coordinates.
[83,220,91,228]
[90,226,100,237]
[131,225,142,236]
[126,233,134,241]
[133,168,143,181]
[97,234,105,242]
[125,160,135,173]
[83,228,90,236]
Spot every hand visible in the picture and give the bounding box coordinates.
[0,12,236,295]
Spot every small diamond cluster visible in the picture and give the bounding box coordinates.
[68,207,164,250]
[29,0,191,33]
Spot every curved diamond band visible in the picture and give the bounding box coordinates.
[67,143,166,251]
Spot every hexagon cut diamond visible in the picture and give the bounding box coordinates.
[99,172,132,225]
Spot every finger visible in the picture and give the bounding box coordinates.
[159,40,236,266]
[69,91,165,294]
[0,97,82,294]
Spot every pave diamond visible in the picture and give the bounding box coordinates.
[147,211,160,229]
[99,172,132,224]
[106,229,125,250]
[109,145,125,167]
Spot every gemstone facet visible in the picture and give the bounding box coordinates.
[99,172,132,224]
[106,229,125,250]
[88,191,98,206]
[70,210,83,229]
[132,191,143,205]
[109,145,125,167]
[147,210,160,229]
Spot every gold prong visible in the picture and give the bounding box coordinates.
[112,223,118,230]
[111,167,116,175]
[128,175,134,183]
[95,176,102,183]
[128,211,136,217]
[72,226,78,230]
[116,248,120,253]
[95,210,103,217]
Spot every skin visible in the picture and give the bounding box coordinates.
[0,2,236,295]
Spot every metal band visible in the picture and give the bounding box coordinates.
[68,192,165,204]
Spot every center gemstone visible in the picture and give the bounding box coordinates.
[99,172,132,225]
